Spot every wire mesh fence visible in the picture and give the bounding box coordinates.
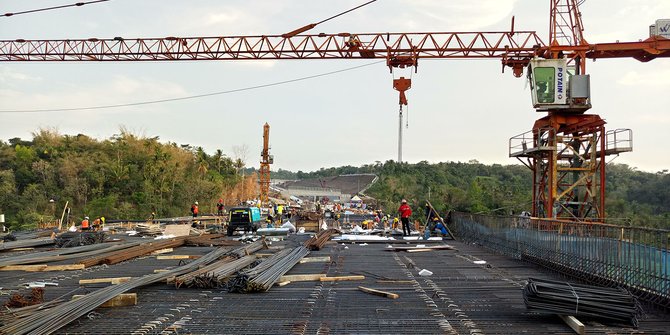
[452,212,670,308]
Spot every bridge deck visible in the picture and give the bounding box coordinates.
[0,237,668,334]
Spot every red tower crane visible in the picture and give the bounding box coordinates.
[1,1,668,220]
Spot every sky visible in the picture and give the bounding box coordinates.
[0,0,669,173]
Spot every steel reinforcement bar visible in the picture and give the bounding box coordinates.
[451,212,670,308]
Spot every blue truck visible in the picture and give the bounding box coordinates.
[227,207,262,236]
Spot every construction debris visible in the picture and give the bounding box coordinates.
[134,224,162,236]
[3,288,45,308]
[523,277,640,326]
[55,231,107,248]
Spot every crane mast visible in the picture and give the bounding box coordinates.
[259,123,272,207]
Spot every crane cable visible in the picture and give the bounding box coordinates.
[2,0,111,18]
[0,60,385,113]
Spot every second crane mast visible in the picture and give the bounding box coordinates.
[259,123,272,207]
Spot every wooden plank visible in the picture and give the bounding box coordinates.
[376,280,414,284]
[358,286,399,299]
[275,281,291,287]
[1,264,85,272]
[72,293,137,308]
[299,256,331,264]
[320,275,365,282]
[559,315,585,335]
[153,269,170,273]
[279,274,326,282]
[150,248,174,255]
[79,277,132,285]
[156,255,200,260]
[9,247,35,251]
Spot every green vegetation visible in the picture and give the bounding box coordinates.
[0,129,248,230]
[1,131,667,230]
[293,160,670,229]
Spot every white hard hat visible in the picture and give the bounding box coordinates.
[85,216,89,219]
[195,201,199,205]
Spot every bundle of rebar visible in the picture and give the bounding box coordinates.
[54,231,107,248]
[0,241,134,267]
[0,244,246,335]
[185,234,242,247]
[230,246,309,293]
[0,237,55,252]
[79,238,187,267]
[175,255,258,288]
[303,228,338,250]
[523,277,640,326]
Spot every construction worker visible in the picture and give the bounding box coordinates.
[191,201,199,218]
[392,217,399,229]
[433,217,449,237]
[216,199,224,216]
[398,199,412,236]
[92,217,101,231]
[81,216,90,231]
[100,216,106,229]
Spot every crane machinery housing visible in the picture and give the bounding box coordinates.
[1,1,668,221]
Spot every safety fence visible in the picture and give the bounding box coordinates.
[451,212,670,308]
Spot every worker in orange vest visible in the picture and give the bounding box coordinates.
[81,216,90,231]
[191,201,199,218]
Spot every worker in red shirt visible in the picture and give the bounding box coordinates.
[398,199,412,236]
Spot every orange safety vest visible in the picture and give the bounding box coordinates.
[81,219,89,229]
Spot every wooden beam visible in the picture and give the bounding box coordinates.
[150,248,173,255]
[275,281,291,287]
[72,293,137,308]
[559,315,585,335]
[0,264,85,272]
[279,274,326,282]
[79,277,132,285]
[376,280,414,284]
[358,286,399,299]
[156,255,200,260]
[299,256,331,264]
[320,275,365,282]
[153,269,170,273]
[8,247,34,251]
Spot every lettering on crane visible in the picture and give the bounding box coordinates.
[659,23,670,33]
[556,67,564,100]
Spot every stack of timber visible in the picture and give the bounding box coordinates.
[55,231,107,248]
[135,224,163,236]
[523,277,640,326]
[303,228,338,250]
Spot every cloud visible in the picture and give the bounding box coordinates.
[617,69,670,86]
[395,0,519,30]
[0,75,188,112]
[0,67,42,85]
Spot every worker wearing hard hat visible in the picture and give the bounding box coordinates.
[81,216,90,231]
[191,201,199,218]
